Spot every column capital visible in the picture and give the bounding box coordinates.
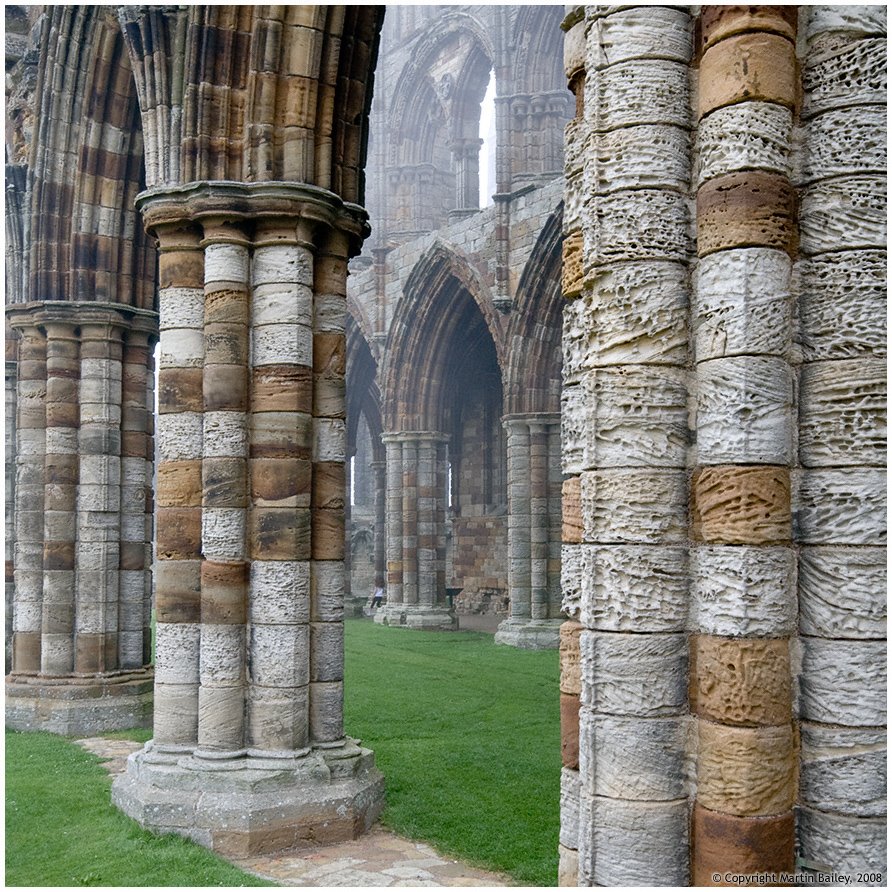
[381,430,449,444]
[6,301,158,337]
[502,412,561,431]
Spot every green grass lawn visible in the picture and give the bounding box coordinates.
[344,618,561,885]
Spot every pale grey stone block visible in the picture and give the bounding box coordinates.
[204,243,249,284]
[596,124,690,193]
[314,418,346,462]
[252,282,313,328]
[311,560,345,622]
[801,36,886,120]
[78,402,122,426]
[250,560,311,624]
[12,600,41,631]
[589,60,690,131]
[199,624,246,684]
[560,544,583,618]
[159,328,204,368]
[587,6,691,69]
[251,243,313,288]
[78,483,121,513]
[795,469,886,545]
[560,767,581,849]
[252,322,313,367]
[201,508,246,561]
[15,428,45,456]
[314,294,347,333]
[159,287,204,331]
[119,630,145,668]
[155,623,200,684]
[250,624,309,687]
[80,454,121,486]
[799,546,886,638]
[45,426,78,455]
[157,412,203,462]
[800,175,886,256]
[799,106,886,185]
[202,411,247,458]
[797,807,887,881]
[801,5,887,42]
[309,680,344,740]
[310,622,344,683]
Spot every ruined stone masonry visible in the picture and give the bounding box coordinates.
[4,3,886,882]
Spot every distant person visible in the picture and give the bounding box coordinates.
[371,585,384,608]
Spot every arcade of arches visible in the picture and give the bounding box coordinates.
[5,4,887,886]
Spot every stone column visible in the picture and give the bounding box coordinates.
[496,413,562,649]
[559,7,693,886]
[690,8,799,882]
[795,7,887,880]
[5,326,19,673]
[370,459,386,588]
[113,182,384,857]
[379,435,404,617]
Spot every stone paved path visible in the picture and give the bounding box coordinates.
[77,737,510,887]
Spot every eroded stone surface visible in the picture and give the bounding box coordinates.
[795,469,886,545]
[797,808,887,881]
[799,175,886,257]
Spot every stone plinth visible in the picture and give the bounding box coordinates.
[495,617,562,649]
[374,604,457,632]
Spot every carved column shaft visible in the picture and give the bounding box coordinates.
[370,459,386,587]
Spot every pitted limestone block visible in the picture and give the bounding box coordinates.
[580,630,687,716]
[560,543,583,617]
[699,32,796,117]
[157,412,202,462]
[800,723,886,817]
[154,622,200,684]
[691,804,794,885]
[560,620,583,695]
[801,37,886,120]
[694,248,791,360]
[562,231,583,298]
[800,359,886,467]
[691,636,791,726]
[795,468,886,545]
[199,624,246,684]
[12,603,41,634]
[800,175,886,257]
[248,507,311,561]
[309,680,344,741]
[202,457,248,508]
[252,282,313,328]
[700,5,798,52]
[693,466,790,545]
[590,60,690,131]
[202,412,247,458]
[581,545,688,632]
[560,384,586,476]
[154,681,199,744]
[697,171,796,258]
[560,767,581,849]
[197,684,244,750]
[246,683,309,751]
[250,623,310,687]
[799,106,886,186]
[201,508,246,561]
[590,796,690,886]
[696,356,792,465]
[580,469,687,544]
[76,601,116,634]
[691,545,795,637]
[802,5,887,40]
[45,427,79,455]
[313,418,346,462]
[797,808,887,880]
[799,547,886,638]
[586,189,691,266]
[580,713,687,800]
[596,124,690,193]
[252,323,313,367]
[697,720,795,816]
[588,6,691,70]
[563,16,586,80]
[311,560,346,622]
[561,692,580,768]
[159,328,204,369]
[251,243,313,288]
[310,621,344,683]
[696,102,793,185]
[204,243,249,285]
[250,560,310,624]
[800,637,886,726]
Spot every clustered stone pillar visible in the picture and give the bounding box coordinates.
[370,459,386,587]
[5,326,19,672]
[795,7,887,878]
[690,7,799,881]
[559,6,692,886]
[6,304,155,732]
[113,183,383,856]
[376,431,455,630]
[495,414,562,649]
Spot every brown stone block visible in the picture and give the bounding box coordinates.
[76,632,118,673]
[313,331,345,376]
[699,32,797,118]
[250,411,313,459]
[692,803,794,885]
[158,367,203,413]
[45,455,78,485]
[692,466,790,545]
[202,457,247,508]
[120,541,146,570]
[44,541,75,571]
[699,6,797,54]
[45,402,78,429]
[203,364,247,411]
[697,719,795,816]
[561,692,580,769]
[156,507,202,560]
[313,376,346,418]
[562,476,583,544]
[560,620,584,695]
[249,507,311,560]
[251,365,313,414]
[312,508,345,560]
[250,457,311,506]
[313,461,345,510]
[155,559,201,623]
[158,249,203,290]
[200,560,247,624]
[204,322,248,366]
[697,171,796,258]
[121,430,148,458]
[691,636,791,726]
[204,287,248,325]
[12,631,41,673]
[157,461,202,508]
[80,338,121,361]
[562,231,584,298]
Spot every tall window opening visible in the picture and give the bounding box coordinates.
[479,69,496,208]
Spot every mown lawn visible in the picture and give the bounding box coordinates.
[344,618,561,886]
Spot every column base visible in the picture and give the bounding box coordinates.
[5,669,154,734]
[373,605,458,631]
[112,738,385,857]
[494,618,562,650]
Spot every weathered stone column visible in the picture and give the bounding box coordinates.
[370,459,386,588]
[794,7,887,880]
[496,413,562,649]
[113,182,384,856]
[690,8,799,882]
[559,6,693,886]
[379,435,404,615]
[5,326,19,673]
